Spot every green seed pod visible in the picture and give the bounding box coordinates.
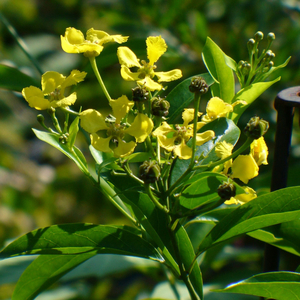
[151,97,170,117]
[218,181,236,200]
[139,160,161,183]
[189,76,209,94]
[132,86,149,102]
[244,116,269,139]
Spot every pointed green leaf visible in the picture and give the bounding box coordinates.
[12,253,94,300]
[0,64,38,92]
[198,186,300,253]
[174,223,203,299]
[260,56,291,82]
[202,37,235,102]
[230,77,281,122]
[0,223,164,262]
[179,172,244,211]
[215,271,300,300]
[248,218,300,257]
[166,73,214,124]
[68,116,80,150]
[33,129,89,175]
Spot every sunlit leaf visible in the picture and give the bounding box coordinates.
[215,271,300,300]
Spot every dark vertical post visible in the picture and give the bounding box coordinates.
[261,87,300,299]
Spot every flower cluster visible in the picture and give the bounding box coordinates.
[21,26,271,215]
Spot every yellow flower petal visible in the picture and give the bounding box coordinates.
[173,141,192,159]
[137,76,162,91]
[215,141,234,159]
[225,187,257,205]
[86,28,129,45]
[61,70,87,91]
[250,137,268,166]
[109,95,134,124]
[53,92,77,108]
[117,46,141,68]
[22,86,50,110]
[202,97,233,122]
[155,69,182,82]
[80,109,108,133]
[119,66,142,82]
[152,121,175,137]
[42,71,65,94]
[125,113,154,143]
[231,155,259,184]
[91,133,112,153]
[146,36,167,65]
[113,140,136,157]
[196,130,215,146]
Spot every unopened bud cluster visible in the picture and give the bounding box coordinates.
[218,181,236,200]
[151,97,170,117]
[132,86,149,102]
[139,160,161,183]
[189,76,208,94]
[244,116,269,139]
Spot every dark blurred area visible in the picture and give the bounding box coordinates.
[0,0,300,299]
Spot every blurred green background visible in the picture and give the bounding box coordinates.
[1,0,300,299]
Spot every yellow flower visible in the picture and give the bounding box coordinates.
[202,97,246,122]
[117,36,182,91]
[22,70,86,110]
[80,95,153,157]
[61,27,129,57]
[225,187,257,205]
[250,137,268,166]
[231,155,259,184]
[152,108,214,159]
[215,141,234,160]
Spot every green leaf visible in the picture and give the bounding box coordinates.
[102,175,180,276]
[0,64,38,92]
[170,118,240,186]
[179,172,244,211]
[260,56,291,82]
[215,271,300,300]
[230,77,281,122]
[198,186,300,253]
[68,116,80,150]
[0,223,164,262]
[202,37,235,103]
[12,253,94,300]
[174,224,203,299]
[166,73,214,124]
[248,218,300,256]
[33,129,89,175]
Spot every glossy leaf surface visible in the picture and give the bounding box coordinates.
[198,186,300,253]
[202,37,235,103]
[0,223,164,262]
[215,271,300,300]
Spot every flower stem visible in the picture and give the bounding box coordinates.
[145,183,169,213]
[89,57,111,102]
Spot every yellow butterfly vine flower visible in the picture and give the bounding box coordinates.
[152,109,215,159]
[22,70,87,110]
[117,36,182,91]
[225,186,257,205]
[202,97,247,122]
[80,95,153,157]
[61,27,129,57]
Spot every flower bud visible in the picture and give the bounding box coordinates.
[37,114,45,125]
[241,62,251,75]
[132,86,149,102]
[59,133,69,144]
[218,181,236,200]
[151,97,170,117]
[255,31,264,42]
[247,38,255,52]
[267,32,275,41]
[139,160,161,183]
[189,76,209,94]
[244,116,269,139]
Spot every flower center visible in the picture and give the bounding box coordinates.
[49,88,62,101]
[138,60,157,79]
